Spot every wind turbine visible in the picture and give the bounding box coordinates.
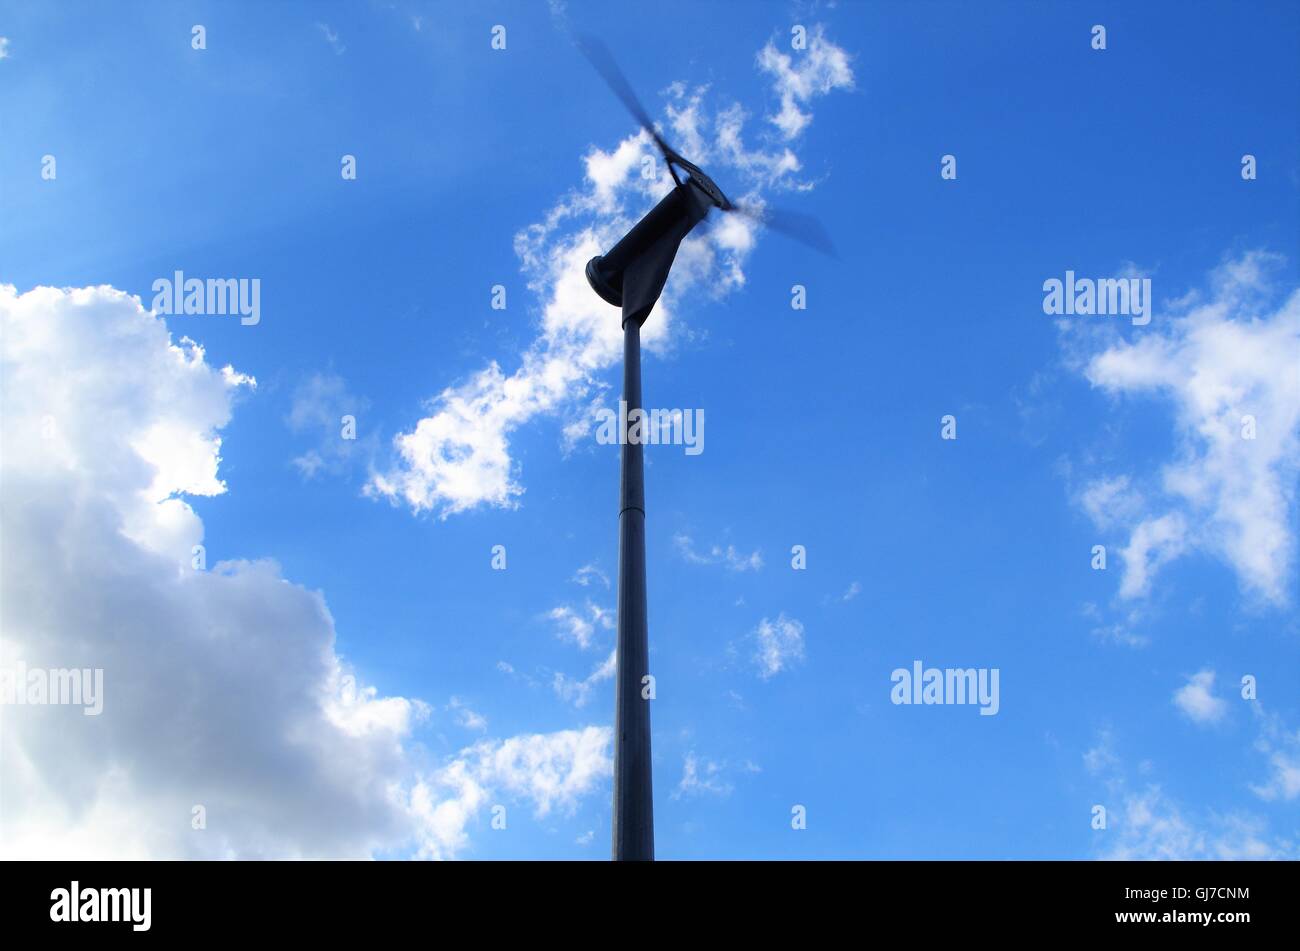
[577,35,832,862]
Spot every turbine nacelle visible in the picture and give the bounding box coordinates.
[586,177,715,327]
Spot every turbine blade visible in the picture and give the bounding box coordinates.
[575,33,677,165]
[728,203,837,257]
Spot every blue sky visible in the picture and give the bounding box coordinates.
[1,1,1298,859]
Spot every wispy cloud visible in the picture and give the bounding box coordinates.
[286,371,371,479]
[673,752,733,799]
[673,533,763,572]
[316,22,345,55]
[448,696,488,732]
[1084,729,1294,860]
[1251,707,1300,802]
[1101,786,1288,860]
[757,26,854,140]
[752,613,805,679]
[1082,730,1120,776]
[572,563,610,589]
[548,601,614,650]
[553,650,616,708]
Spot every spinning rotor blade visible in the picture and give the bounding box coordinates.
[576,33,680,168]
[575,34,837,256]
[726,202,837,257]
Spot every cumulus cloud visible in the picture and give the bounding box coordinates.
[752,613,805,679]
[367,28,854,518]
[1172,670,1227,725]
[0,285,607,859]
[1069,252,1300,607]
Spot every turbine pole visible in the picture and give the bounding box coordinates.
[612,311,653,861]
[592,181,709,862]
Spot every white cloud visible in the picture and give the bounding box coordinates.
[1083,603,1150,648]
[841,581,861,602]
[752,613,804,679]
[673,752,733,799]
[1102,786,1289,860]
[286,371,369,479]
[1084,729,1293,860]
[714,103,801,189]
[1070,252,1300,606]
[552,651,616,709]
[1172,670,1227,725]
[572,563,610,588]
[548,601,613,650]
[404,725,610,859]
[0,37,10,60]
[463,726,611,818]
[1117,512,1188,599]
[368,28,854,518]
[756,26,855,140]
[1078,475,1143,531]
[673,533,763,571]
[316,23,345,55]
[448,697,488,732]
[1082,730,1119,775]
[1251,709,1300,802]
[0,284,606,859]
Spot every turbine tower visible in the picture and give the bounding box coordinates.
[577,35,832,861]
[587,182,711,861]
